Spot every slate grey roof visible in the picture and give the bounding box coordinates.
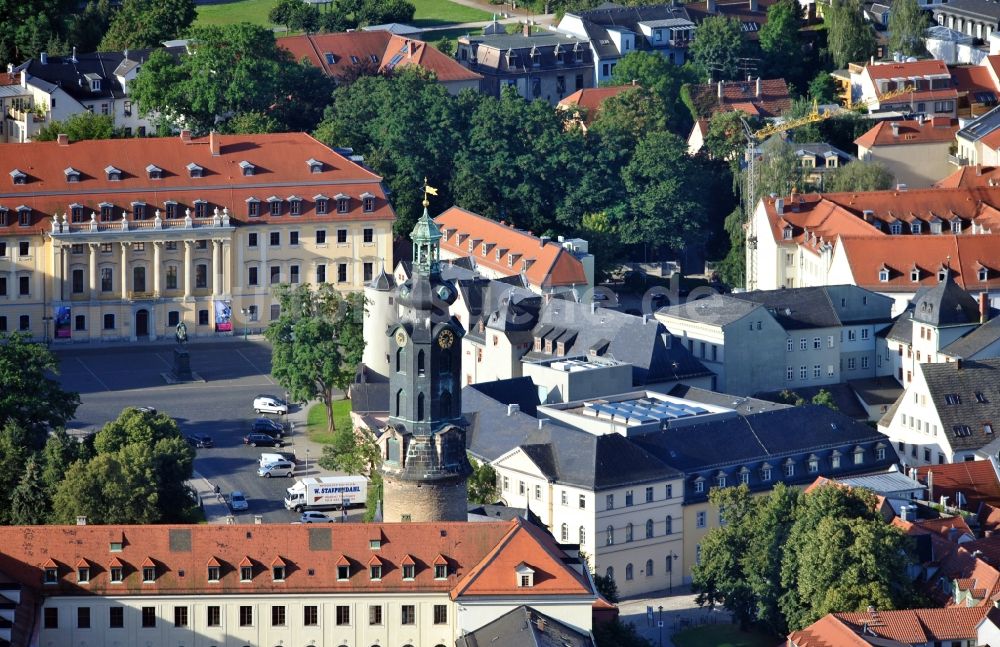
[935,0,1000,22]
[656,294,760,327]
[456,606,595,647]
[849,377,904,407]
[837,469,924,496]
[469,377,540,416]
[21,47,175,103]
[464,32,589,51]
[350,381,389,415]
[729,286,843,329]
[921,358,1000,451]
[912,272,980,327]
[941,316,1000,358]
[463,384,680,489]
[368,266,395,291]
[886,310,914,342]
[668,384,791,415]
[791,142,856,164]
[630,405,890,472]
[528,300,712,385]
[755,384,870,420]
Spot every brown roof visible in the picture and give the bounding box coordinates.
[0,520,594,599]
[951,65,997,96]
[557,85,636,125]
[866,59,951,81]
[686,77,791,119]
[831,607,987,643]
[917,461,1000,509]
[787,614,872,646]
[0,132,394,234]
[435,206,588,289]
[854,118,958,148]
[684,0,778,41]
[278,32,482,84]
[936,165,1000,188]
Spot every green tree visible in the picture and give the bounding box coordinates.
[365,472,383,522]
[9,456,48,525]
[226,111,281,135]
[0,333,80,441]
[266,284,365,434]
[593,618,653,647]
[811,389,838,410]
[52,448,161,524]
[66,0,115,54]
[100,0,196,50]
[36,112,115,142]
[0,422,33,522]
[825,0,877,68]
[825,160,894,192]
[590,86,670,144]
[467,455,499,504]
[41,428,85,490]
[716,206,746,288]
[888,0,929,57]
[318,424,380,477]
[269,0,301,29]
[434,36,455,57]
[314,68,461,236]
[703,110,749,166]
[93,407,183,455]
[608,51,694,133]
[759,0,803,86]
[808,72,837,103]
[689,15,744,81]
[593,572,619,603]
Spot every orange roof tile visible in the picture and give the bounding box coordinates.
[936,165,1000,188]
[917,461,1000,509]
[832,607,988,642]
[685,78,792,118]
[787,614,873,646]
[558,85,637,124]
[909,515,974,541]
[935,544,1000,605]
[278,32,481,84]
[951,65,997,95]
[0,520,592,599]
[854,118,958,149]
[0,132,394,235]
[435,206,588,289]
[866,59,951,81]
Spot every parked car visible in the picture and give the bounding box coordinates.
[186,434,214,448]
[230,491,248,511]
[258,460,295,478]
[253,395,287,415]
[299,511,335,523]
[135,406,158,415]
[250,418,284,437]
[243,433,282,448]
[259,452,297,466]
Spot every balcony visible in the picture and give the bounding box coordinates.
[949,154,969,166]
[6,106,46,123]
[129,291,155,300]
[51,209,234,237]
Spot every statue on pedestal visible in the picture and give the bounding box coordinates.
[172,322,193,381]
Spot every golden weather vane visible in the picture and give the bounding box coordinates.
[422,177,438,208]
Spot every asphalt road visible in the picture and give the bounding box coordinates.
[54,339,317,524]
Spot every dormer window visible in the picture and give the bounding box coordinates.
[17,206,31,227]
[77,566,90,583]
[145,164,162,180]
[240,565,252,581]
[910,269,920,282]
[435,564,447,579]
[287,196,302,216]
[272,565,285,581]
[186,163,203,179]
[110,542,123,552]
[268,196,283,217]
[515,563,535,587]
[402,563,415,579]
[369,559,382,580]
[142,566,155,582]
[369,539,381,550]
[783,226,793,240]
[239,160,255,176]
[99,203,114,222]
[86,74,101,92]
[193,199,208,219]
[164,201,178,220]
[931,220,942,234]
[313,194,328,215]
[878,267,890,282]
[0,206,7,226]
[362,193,375,212]
[65,167,80,183]
[10,169,26,184]
[246,197,260,217]
[207,565,220,582]
[482,244,488,257]
[306,158,323,173]
[938,269,948,282]
[507,253,514,267]
[132,202,147,220]
[337,564,349,580]
[43,567,58,584]
[336,194,349,213]
[110,564,124,583]
[105,165,122,181]
[910,222,921,234]
[952,220,962,233]
[69,204,83,222]
[468,239,475,253]
[981,267,990,282]
[890,221,902,235]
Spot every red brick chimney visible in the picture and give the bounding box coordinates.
[980,292,990,323]
[209,130,220,156]
[180,129,192,144]
[57,133,69,146]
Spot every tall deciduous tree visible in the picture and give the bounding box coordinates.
[759,0,804,86]
[41,428,85,490]
[690,15,745,81]
[36,112,115,141]
[0,333,80,442]
[825,0,877,68]
[825,160,894,192]
[9,456,48,525]
[266,284,365,434]
[318,424,380,476]
[467,455,499,504]
[607,51,693,133]
[100,0,196,51]
[888,0,929,57]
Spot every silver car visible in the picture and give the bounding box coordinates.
[230,491,248,511]
[299,511,335,523]
[257,460,295,478]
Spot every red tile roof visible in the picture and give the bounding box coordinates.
[854,118,958,149]
[685,78,792,119]
[866,59,951,81]
[951,65,997,96]
[0,520,594,599]
[278,32,482,84]
[917,461,1000,510]
[0,132,394,234]
[558,85,636,125]
[685,0,779,41]
[435,206,588,289]
[787,614,872,646]
[936,165,1000,188]
[831,607,988,643]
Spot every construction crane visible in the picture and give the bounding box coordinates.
[742,86,916,290]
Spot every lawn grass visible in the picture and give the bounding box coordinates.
[196,0,492,29]
[306,400,352,445]
[672,624,780,647]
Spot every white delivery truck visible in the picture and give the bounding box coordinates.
[284,475,368,512]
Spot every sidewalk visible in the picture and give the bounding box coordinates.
[617,586,735,647]
[188,471,235,524]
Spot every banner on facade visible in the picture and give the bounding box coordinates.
[54,306,71,339]
[214,300,233,332]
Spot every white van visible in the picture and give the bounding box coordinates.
[259,452,296,467]
[258,460,295,478]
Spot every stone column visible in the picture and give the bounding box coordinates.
[8,269,15,301]
[56,244,66,301]
[88,243,97,297]
[183,240,193,298]
[120,242,128,300]
[222,240,232,295]
[212,240,221,296]
[153,241,162,297]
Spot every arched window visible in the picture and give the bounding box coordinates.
[645,559,653,577]
[625,563,633,581]
[625,523,634,542]
[395,346,404,373]
[606,566,614,582]
[646,519,654,539]
[560,523,569,541]
[417,349,425,375]
[440,390,452,417]
[606,525,614,546]
[417,392,425,421]
[395,389,404,416]
[579,526,586,544]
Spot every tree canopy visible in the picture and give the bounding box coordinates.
[759,0,804,87]
[0,333,79,442]
[266,284,365,434]
[888,0,929,57]
[825,0,877,68]
[689,15,745,81]
[607,51,694,133]
[100,0,195,51]
[36,112,115,142]
[825,160,895,192]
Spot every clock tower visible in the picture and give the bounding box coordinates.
[379,192,472,523]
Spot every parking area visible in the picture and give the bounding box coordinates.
[55,339,353,524]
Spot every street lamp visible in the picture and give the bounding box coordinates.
[657,605,663,647]
[305,447,310,471]
[667,550,678,595]
[240,307,249,341]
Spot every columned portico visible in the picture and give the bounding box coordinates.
[153,241,162,297]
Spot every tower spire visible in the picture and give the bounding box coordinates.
[411,178,442,276]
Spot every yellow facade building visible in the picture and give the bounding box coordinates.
[0,132,394,342]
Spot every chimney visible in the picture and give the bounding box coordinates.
[539,235,551,247]
[717,80,723,98]
[180,129,192,144]
[523,21,531,37]
[209,130,220,156]
[980,292,989,323]
[707,0,716,12]
[40,52,47,65]
[775,198,784,215]
[957,358,963,370]
[57,133,69,146]
[507,403,520,416]
[756,76,761,97]
[891,122,899,137]
[927,470,934,502]
[76,515,87,525]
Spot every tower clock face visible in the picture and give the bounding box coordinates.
[437,329,455,349]
[395,329,408,347]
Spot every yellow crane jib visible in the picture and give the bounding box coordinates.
[751,100,829,141]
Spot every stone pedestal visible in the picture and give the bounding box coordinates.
[172,348,193,381]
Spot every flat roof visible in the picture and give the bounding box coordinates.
[582,397,710,425]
